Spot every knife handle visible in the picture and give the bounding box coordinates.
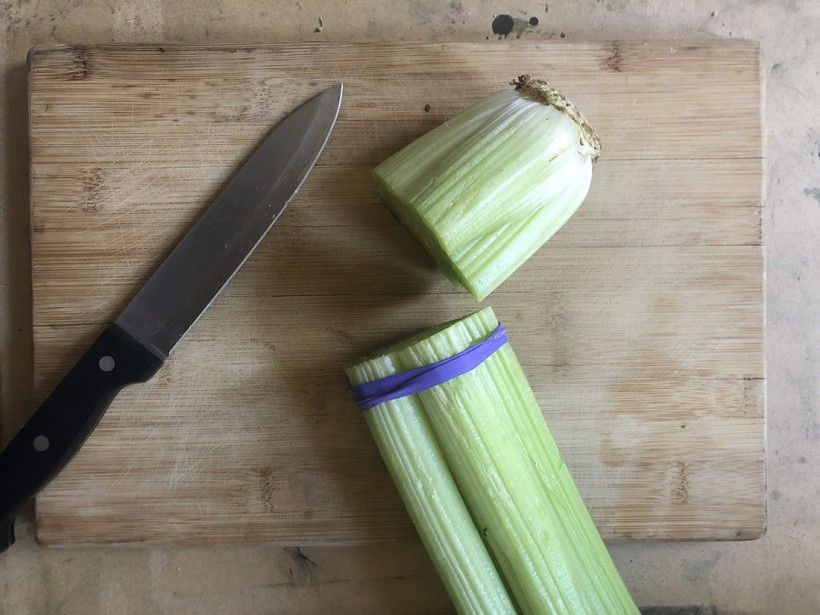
[0,324,163,552]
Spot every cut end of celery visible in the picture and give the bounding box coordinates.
[346,307,497,384]
[373,175,483,298]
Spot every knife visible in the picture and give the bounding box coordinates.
[0,83,343,552]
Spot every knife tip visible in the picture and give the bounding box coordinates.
[319,83,343,114]
[327,82,343,98]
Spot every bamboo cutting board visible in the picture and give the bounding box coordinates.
[28,42,764,545]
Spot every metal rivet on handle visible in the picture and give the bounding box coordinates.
[33,435,50,452]
[98,355,115,372]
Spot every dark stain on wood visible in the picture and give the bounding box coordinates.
[671,461,689,505]
[491,14,538,39]
[328,327,354,343]
[492,14,515,38]
[603,41,623,73]
[218,46,258,54]
[285,546,318,570]
[258,467,275,512]
[70,46,90,80]
[545,297,571,377]
[79,166,103,212]
[734,518,766,539]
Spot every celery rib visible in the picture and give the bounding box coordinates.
[347,360,516,614]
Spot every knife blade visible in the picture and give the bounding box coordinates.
[0,84,343,551]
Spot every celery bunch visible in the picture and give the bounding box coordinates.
[346,308,636,614]
[373,77,599,301]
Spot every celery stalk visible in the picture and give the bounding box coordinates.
[373,77,600,300]
[346,351,517,614]
[347,308,636,614]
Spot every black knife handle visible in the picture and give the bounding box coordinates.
[0,324,163,552]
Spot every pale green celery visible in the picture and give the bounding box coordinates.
[345,352,516,615]
[380,92,527,200]
[373,78,599,300]
[458,172,591,291]
[348,308,637,615]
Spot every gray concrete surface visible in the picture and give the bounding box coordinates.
[1,1,818,613]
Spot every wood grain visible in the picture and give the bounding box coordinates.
[28,41,765,545]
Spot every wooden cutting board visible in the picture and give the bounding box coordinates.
[28,41,764,546]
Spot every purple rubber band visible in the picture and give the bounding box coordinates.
[349,324,508,410]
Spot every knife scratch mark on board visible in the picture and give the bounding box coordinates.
[68,151,155,216]
[96,391,184,497]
